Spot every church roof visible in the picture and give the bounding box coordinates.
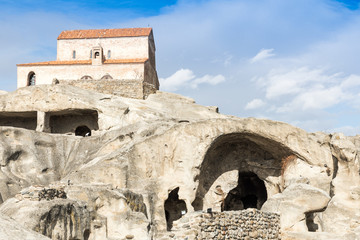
[17,58,148,66]
[57,28,152,40]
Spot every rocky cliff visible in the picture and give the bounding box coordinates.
[0,85,359,240]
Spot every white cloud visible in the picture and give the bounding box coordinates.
[245,99,266,110]
[277,86,344,112]
[340,74,360,88]
[190,74,225,88]
[160,69,195,91]
[250,49,275,63]
[254,66,359,113]
[262,67,335,99]
[160,69,225,91]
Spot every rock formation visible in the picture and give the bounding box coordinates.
[0,84,359,239]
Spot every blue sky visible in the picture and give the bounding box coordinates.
[0,0,360,135]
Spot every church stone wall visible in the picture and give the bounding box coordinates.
[144,61,159,88]
[57,36,149,61]
[17,63,144,88]
[58,79,156,99]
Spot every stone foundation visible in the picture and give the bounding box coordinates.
[166,209,280,240]
[57,79,157,99]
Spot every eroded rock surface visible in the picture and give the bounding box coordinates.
[0,85,359,239]
[0,214,50,240]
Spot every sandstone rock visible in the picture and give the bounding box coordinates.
[0,214,50,240]
[281,231,360,240]
[0,85,359,239]
[261,183,331,231]
[0,198,90,240]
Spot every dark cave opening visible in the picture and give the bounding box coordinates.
[75,126,91,137]
[164,187,187,231]
[306,212,319,232]
[223,172,267,211]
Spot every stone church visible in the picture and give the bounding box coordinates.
[17,28,159,99]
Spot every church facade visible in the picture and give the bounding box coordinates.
[17,28,159,99]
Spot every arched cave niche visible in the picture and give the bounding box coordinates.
[75,125,91,137]
[223,171,267,211]
[164,187,187,231]
[192,133,293,211]
[83,229,90,240]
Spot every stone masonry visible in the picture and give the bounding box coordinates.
[57,79,157,99]
[168,209,280,240]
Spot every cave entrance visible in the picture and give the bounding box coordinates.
[223,171,267,211]
[0,111,37,130]
[75,125,91,137]
[164,187,187,231]
[192,133,291,212]
[49,109,98,135]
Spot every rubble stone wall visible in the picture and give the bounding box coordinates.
[58,79,156,99]
[170,209,280,240]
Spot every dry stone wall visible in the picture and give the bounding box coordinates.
[169,209,280,240]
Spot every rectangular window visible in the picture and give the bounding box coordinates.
[72,50,76,59]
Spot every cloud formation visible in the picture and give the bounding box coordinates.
[160,69,225,91]
[254,66,359,113]
[245,99,266,110]
[250,49,275,63]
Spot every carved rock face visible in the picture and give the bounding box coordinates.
[0,85,359,239]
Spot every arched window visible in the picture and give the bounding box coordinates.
[90,50,92,59]
[28,72,36,86]
[94,52,99,59]
[107,50,111,59]
[80,75,93,80]
[72,50,76,59]
[101,74,113,80]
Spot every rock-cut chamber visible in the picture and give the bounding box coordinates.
[192,133,292,212]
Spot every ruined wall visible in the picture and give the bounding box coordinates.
[169,209,280,240]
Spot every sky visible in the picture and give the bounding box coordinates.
[0,0,360,135]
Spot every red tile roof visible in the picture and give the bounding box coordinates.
[57,28,152,40]
[17,58,148,66]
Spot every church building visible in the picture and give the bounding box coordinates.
[17,27,159,99]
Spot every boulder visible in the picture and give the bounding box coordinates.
[261,183,331,231]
